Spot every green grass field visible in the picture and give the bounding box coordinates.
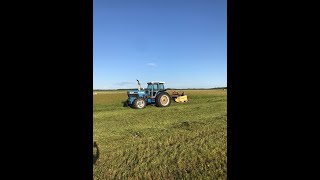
[93,90,227,179]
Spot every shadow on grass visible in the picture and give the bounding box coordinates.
[122,101,129,107]
[93,141,99,165]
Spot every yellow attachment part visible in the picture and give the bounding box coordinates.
[175,95,188,103]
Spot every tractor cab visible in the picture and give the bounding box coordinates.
[146,82,165,98]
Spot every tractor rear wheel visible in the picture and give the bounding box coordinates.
[156,92,171,107]
[133,98,147,109]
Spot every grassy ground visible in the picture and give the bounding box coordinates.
[93,90,227,179]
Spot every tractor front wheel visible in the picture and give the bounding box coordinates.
[156,92,171,107]
[133,98,147,109]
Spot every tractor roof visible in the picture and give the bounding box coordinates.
[147,82,165,84]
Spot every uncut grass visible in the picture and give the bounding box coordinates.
[93,90,227,179]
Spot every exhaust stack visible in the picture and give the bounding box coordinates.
[137,79,142,90]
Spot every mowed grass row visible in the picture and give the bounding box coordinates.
[93,90,227,179]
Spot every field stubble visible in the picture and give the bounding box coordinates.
[93,90,227,179]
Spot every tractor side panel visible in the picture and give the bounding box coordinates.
[147,98,156,104]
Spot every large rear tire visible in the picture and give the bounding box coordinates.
[156,92,171,107]
[133,98,147,109]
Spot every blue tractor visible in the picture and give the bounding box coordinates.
[127,80,172,109]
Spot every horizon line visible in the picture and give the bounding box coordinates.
[93,87,227,90]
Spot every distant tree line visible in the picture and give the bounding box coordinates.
[211,87,227,89]
[94,87,227,91]
[166,87,227,90]
[93,89,134,91]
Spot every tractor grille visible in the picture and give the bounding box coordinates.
[128,94,139,98]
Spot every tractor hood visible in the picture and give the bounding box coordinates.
[127,89,145,94]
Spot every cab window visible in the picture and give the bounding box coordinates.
[159,84,164,91]
[153,84,158,91]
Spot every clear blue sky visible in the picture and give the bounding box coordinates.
[94,0,226,89]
